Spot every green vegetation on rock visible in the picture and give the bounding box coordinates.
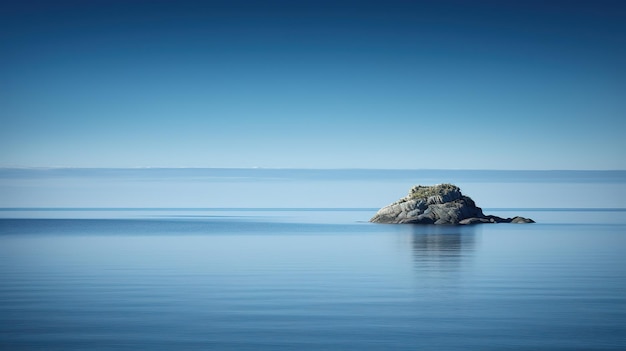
[407,183,459,200]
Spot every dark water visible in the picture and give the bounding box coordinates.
[1,208,625,350]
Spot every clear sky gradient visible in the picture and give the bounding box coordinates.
[1,0,624,169]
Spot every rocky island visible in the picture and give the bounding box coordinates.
[370,183,534,225]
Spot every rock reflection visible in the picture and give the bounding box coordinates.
[410,225,476,273]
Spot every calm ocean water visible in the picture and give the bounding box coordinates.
[1,169,625,350]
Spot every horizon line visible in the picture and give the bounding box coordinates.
[1,207,625,212]
[1,166,625,172]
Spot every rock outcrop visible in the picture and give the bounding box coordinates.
[370,184,534,225]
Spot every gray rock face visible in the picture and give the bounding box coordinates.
[370,184,534,225]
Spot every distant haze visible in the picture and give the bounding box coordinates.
[1,168,625,209]
[1,1,625,169]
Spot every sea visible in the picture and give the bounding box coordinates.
[1,168,625,350]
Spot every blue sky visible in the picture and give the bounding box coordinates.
[1,0,624,169]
